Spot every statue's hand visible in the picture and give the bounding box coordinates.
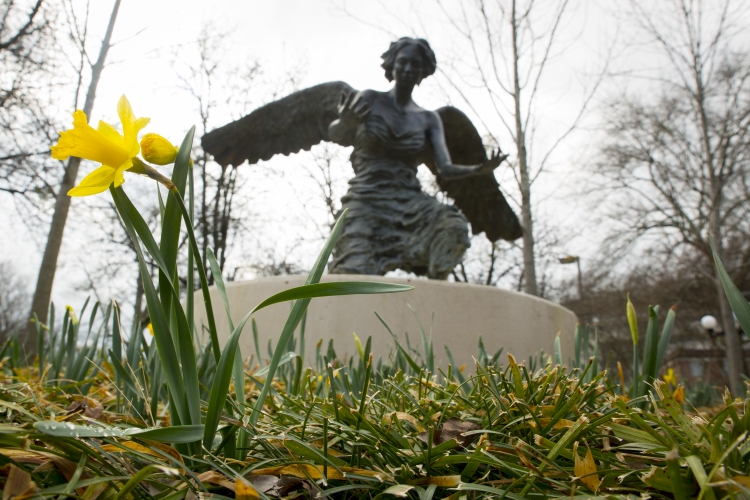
[475,149,508,175]
[337,91,370,126]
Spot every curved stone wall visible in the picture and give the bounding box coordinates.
[193,274,578,370]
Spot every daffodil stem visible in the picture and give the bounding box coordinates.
[140,162,176,192]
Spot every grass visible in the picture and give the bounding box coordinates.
[0,326,748,499]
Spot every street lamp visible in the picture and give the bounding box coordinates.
[559,255,582,300]
[700,314,723,338]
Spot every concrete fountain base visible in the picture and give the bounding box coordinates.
[193,274,577,369]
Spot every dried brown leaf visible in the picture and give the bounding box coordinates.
[2,465,36,500]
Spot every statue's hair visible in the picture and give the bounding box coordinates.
[381,37,437,83]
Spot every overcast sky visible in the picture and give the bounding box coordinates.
[2,0,747,316]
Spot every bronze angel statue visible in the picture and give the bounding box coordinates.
[202,37,521,280]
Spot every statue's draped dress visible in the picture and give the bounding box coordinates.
[329,113,470,279]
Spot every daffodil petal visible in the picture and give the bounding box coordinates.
[67,165,117,197]
[134,117,150,131]
[97,120,124,145]
[118,95,150,157]
[131,117,151,156]
[117,95,135,129]
[75,164,117,187]
[113,159,134,188]
[51,110,130,167]
[68,184,111,197]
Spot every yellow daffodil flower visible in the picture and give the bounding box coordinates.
[140,133,179,165]
[663,367,676,386]
[147,323,154,336]
[51,95,150,197]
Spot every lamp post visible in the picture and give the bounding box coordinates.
[559,255,582,300]
[700,315,721,338]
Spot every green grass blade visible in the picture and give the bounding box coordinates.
[206,247,234,330]
[709,238,750,342]
[113,182,171,274]
[254,352,298,376]
[252,318,261,364]
[113,187,201,429]
[187,164,196,342]
[408,305,433,373]
[169,188,221,365]
[249,210,349,427]
[641,306,659,395]
[33,313,44,373]
[33,421,203,443]
[109,186,190,426]
[158,127,194,322]
[656,305,676,374]
[203,312,254,449]
[591,327,599,377]
[444,345,466,385]
[206,247,246,418]
[250,282,413,314]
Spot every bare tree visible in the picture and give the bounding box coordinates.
[72,192,161,331]
[26,0,122,355]
[294,143,351,237]
[422,0,608,296]
[0,262,29,342]
[173,25,261,284]
[452,239,517,287]
[0,0,59,209]
[598,0,750,394]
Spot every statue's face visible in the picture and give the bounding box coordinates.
[393,45,424,86]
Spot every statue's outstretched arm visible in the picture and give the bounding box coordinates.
[427,111,507,180]
[422,106,522,242]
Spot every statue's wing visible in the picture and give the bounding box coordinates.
[424,106,523,242]
[201,81,356,167]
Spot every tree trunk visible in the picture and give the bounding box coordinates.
[25,0,122,358]
[511,0,538,296]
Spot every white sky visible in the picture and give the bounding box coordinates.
[2,0,747,317]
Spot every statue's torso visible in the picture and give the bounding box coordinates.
[348,91,432,195]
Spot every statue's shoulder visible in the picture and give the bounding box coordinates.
[357,89,382,102]
[421,108,443,127]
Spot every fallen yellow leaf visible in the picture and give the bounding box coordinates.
[408,475,461,487]
[101,441,183,464]
[250,464,391,482]
[528,418,575,430]
[384,412,425,432]
[3,464,36,500]
[235,478,259,500]
[573,441,600,492]
[197,471,236,491]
